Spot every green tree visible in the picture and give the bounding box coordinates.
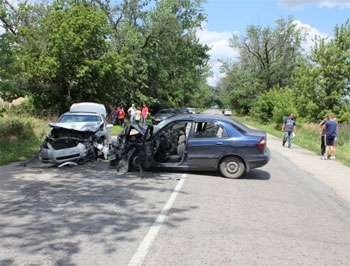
[1,0,210,114]
[220,16,306,116]
[0,0,51,102]
[293,19,350,122]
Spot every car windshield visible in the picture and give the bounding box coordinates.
[58,114,102,123]
[157,109,171,114]
[153,121,165,133]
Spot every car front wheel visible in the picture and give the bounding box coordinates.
[219,156,245,179]
[130,152,141,172]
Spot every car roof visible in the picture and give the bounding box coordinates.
[159,114,250,131]
[70,102,107,117]
[60,112,101,117]
[157,109,175,112]
[163,113,230,123]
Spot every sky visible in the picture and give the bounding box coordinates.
[197,0,350,86]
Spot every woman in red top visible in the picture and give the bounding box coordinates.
[141,103,149,126]
[117,105,125,127]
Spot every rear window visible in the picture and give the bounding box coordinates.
[58,114,101,123]
[229,119,250,134]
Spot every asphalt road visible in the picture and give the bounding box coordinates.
[142,135,350,266]
[0,111,349,266]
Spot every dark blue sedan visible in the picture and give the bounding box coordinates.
[110,114,270,178]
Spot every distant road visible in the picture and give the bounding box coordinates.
[202,108,223,115]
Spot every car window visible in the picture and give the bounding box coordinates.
[192,122,227,139]
[58,114,101,123]
[229,120,250,134]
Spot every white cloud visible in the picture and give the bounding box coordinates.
[197,20,332,86]
[278,0,350,9]
[293,20,330,54]
[197,26,239,86]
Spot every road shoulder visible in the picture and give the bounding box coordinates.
[267,133,350,204]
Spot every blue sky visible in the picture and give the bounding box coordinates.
[198,0,350,85]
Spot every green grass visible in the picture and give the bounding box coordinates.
[0,138,44,165]
[0,115,49,165]
[111,125,124,136]
[234,115,350,167]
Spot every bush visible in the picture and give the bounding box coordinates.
[0,115,49,165]
[250,87,297,124]
[0,117,35,140]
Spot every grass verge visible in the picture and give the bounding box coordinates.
[0,115,49,165]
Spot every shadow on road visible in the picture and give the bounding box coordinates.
[0,161,182,265]
[243,169,270,180]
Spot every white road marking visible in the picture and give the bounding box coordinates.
[127,175,186,266]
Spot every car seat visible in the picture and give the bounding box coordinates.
[177,133,186,159]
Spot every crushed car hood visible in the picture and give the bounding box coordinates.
[49,122,102,132]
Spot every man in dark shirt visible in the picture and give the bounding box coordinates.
[322,114,337,160]
[282,113,296,148]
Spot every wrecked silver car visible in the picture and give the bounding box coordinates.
[109,114,270,178]
[39,103,113,165]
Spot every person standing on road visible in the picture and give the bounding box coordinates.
[128,104,136,124]
[318,115,329,156]
[109,104,117,125]
[322,114,338,160]
[282,112,296,149]
[141,103,149,126]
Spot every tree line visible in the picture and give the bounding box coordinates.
[1,0,349,124]
[0,0,212,115]
[217,17,350,123]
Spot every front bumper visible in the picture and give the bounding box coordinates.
[40,143,87,164]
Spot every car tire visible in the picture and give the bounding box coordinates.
[219,156,245,179]
[130,152,140,171]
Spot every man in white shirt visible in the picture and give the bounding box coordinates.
[128,104,136,124]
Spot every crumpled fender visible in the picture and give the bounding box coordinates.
[113,147,137,173]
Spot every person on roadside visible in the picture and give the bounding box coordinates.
[135,107,141,125]
[318,115,329,156]
[282,112,296,149]
[332,116,340,159]
[141,103,149,126]
[109,104,117,125]
[128,103,136,124]
[117,104,125,127]
[322,113,337,160]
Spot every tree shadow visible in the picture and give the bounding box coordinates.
[0,161,193,265]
